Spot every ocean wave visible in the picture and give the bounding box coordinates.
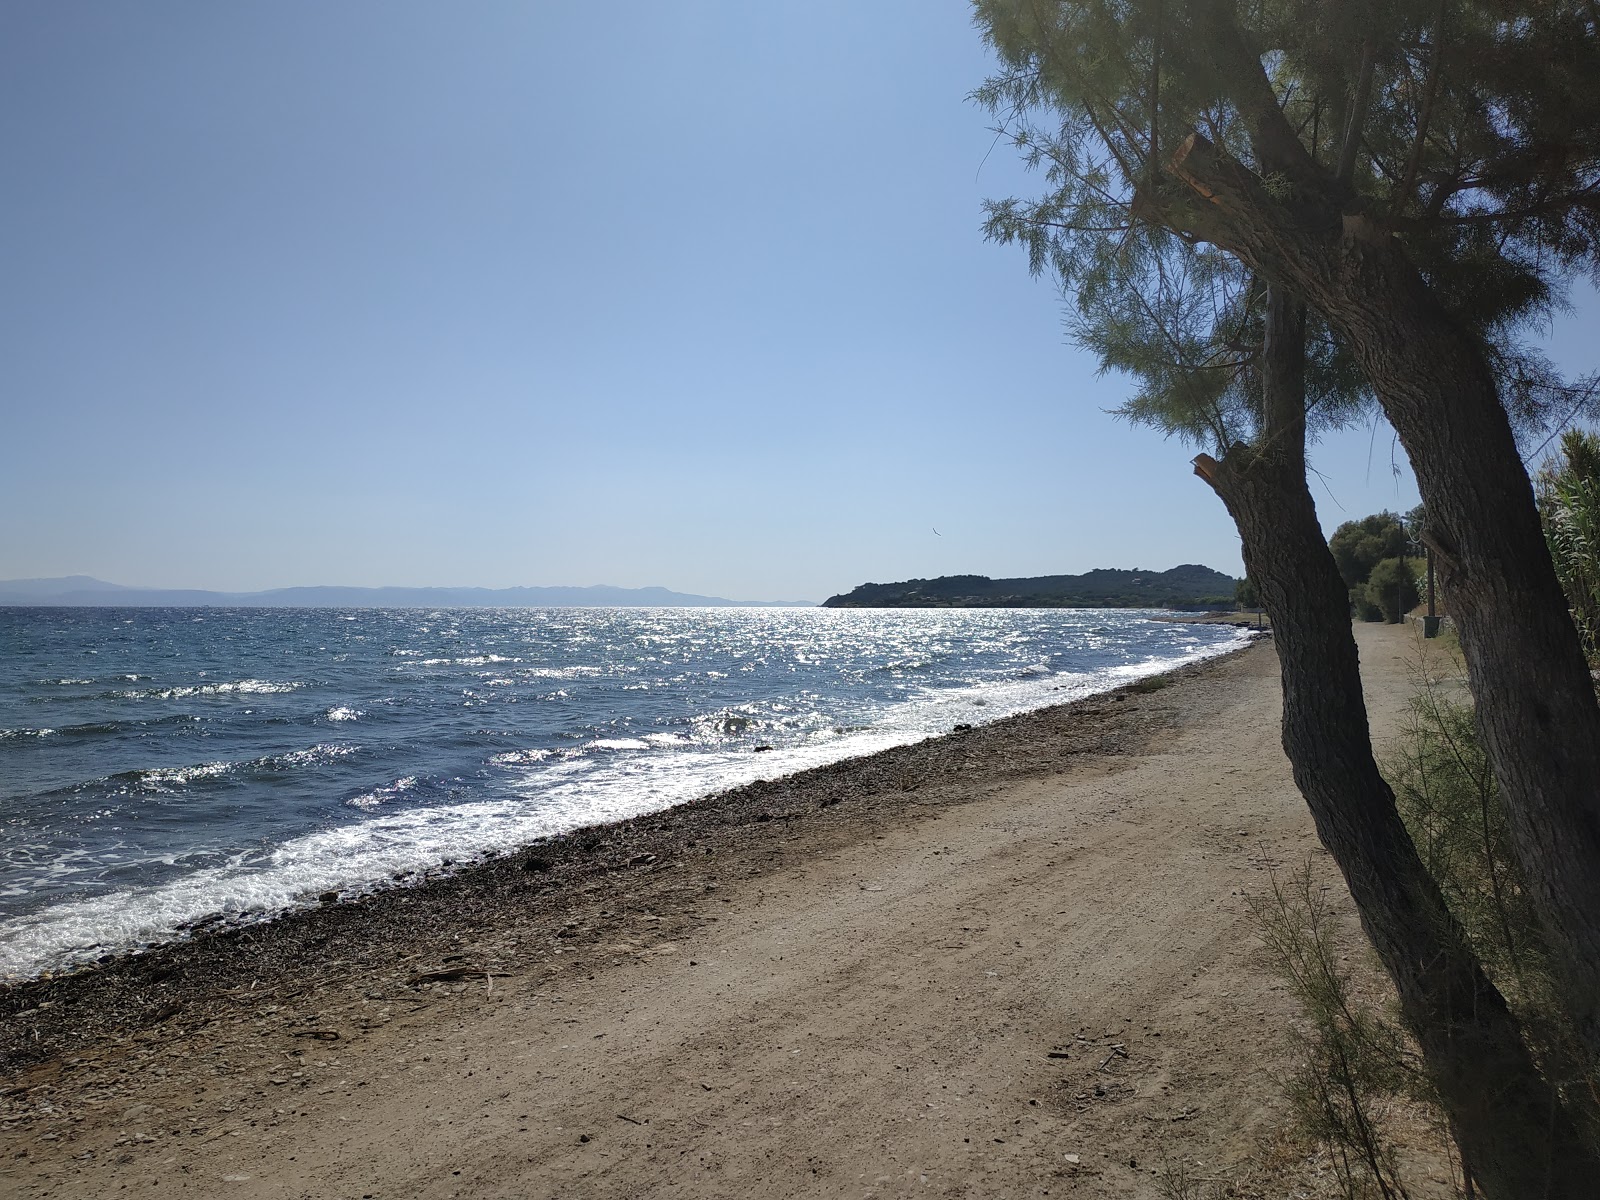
[30,679,309,703]
[585,737,651,752]
[323,706,362,722]
[0,727,58,741]
[122,761,235,788]
[139,679,306,699]
[269,744,359,770]
[50,742,361,797]
[516,665,608,680]
[489,748,552,766]
[0,611,1253,978]
[697,711,760,737]
[416,655,520,667]
[346,775,418,811]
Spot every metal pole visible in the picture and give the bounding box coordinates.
[1424,545,1440,637]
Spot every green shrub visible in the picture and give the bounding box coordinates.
[1385,663,1600,1143]
[1250,862,1417,1199]
[1253,658,1600,1197]
[1537,430,1600,663]
[1363,558,1420,624]
[1330,512,1408,591]
[1351,588,1386,623]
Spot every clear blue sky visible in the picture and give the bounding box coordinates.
[3,2,1593,601]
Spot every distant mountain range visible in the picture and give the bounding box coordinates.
[0,576,810,609]
[821,565,1239,609]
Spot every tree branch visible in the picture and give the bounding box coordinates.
[1390,0,1447,220]
[1337,38,1377,186]
[1192,0,1325,186]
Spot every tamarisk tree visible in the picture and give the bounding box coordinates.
[972,1,1600,1190]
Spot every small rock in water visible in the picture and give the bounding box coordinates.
[753,744,774,753]
[318,891,339,904]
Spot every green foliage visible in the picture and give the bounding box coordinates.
[1537,429,1600,661]
[1250,862,1417,1200]
[1329,513,1408,591]
[1352,591,1386,624]
[1385,666,1600,1140]
[1364,558,1421,624]
[1235,575,1260,609]
[821,565,1237,609]
[971,0,1600,447]
[1252,662,1600,1199]
[1388,682,1532,986]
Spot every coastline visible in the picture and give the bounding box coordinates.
[2,626,1447,1198]
[1150,610,1270,628]
[0,638,1261,1070]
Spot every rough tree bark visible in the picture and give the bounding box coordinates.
[1194,288,1597,1196]
[1164,125,1600,1065]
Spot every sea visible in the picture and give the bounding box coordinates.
[0,606,1248,979]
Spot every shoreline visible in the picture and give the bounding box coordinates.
[0,639,1259,1071]
[1150,610,1270,628]
[1,617,1255,986]
[3,627,1450,1199]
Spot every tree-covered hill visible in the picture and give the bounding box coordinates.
[821,565,1238,609]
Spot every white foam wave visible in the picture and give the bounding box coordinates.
[489,748,551,766]
[517,665,607,680]
[271,744,359,769]
[87,743,360,794]
[114,679,305,700]
[0,627,1251,979]
[137,761,235,788]
[586,737,651,752]
[417,655,519,667]
[1,727,56,741]
[345,775,417,811]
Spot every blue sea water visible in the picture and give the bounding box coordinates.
[0,606,1246,978]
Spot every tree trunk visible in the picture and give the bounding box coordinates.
[1194,288,1597,1196]
[1169,133,1600,1064]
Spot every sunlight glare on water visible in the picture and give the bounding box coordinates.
[0,606,1247,977]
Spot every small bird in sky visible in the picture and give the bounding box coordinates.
[932,527,942,537]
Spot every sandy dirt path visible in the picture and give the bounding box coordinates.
[3,623,1453,1198]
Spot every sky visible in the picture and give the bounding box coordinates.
[3,2,1594,602]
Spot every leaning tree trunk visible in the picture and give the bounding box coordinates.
[1169,133,1600,1066]
[1194,289,1596,1196]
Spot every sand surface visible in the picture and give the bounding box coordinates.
[1,622,1455,1198]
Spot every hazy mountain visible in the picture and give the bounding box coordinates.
[821,565,1239,609]
[0,578,811,608]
